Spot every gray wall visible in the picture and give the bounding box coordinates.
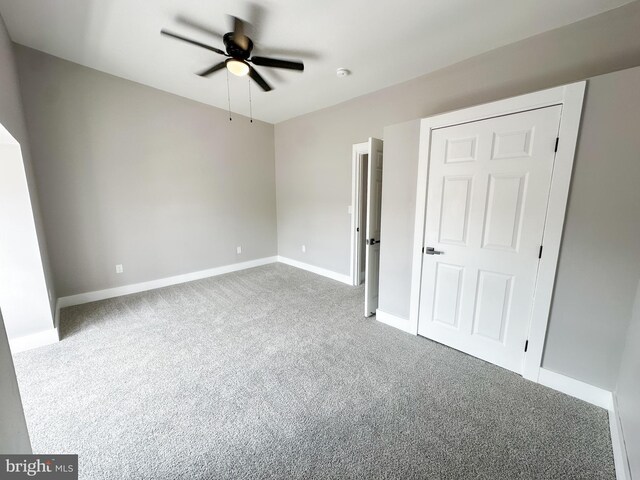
[376,66,640,391]
[0,309,32,453]
[0,13,55,338]
[543,66,640,389]
[275,2,640,389]
[378,120,420,319]
[615,280,640,478]
[15,46,277,297]
[275,1,640,278]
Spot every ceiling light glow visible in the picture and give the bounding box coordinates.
[226,59,250,77]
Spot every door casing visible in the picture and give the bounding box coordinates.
[350,142,369,286]
[409,82,586,382]
[364,138,384,316]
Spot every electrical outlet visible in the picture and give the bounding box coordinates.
[115,264,124,274]
[236,246,242,254]
[301,245,306,253]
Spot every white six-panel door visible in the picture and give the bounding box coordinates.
[418,106,562,373]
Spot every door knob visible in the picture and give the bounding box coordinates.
[425,247,444,255]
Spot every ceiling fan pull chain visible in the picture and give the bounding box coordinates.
[226,68,232,122]
[248,77,253,123]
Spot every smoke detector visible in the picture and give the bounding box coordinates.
[336,68,351,77]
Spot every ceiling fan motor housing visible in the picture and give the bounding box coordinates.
[223,32,253,59]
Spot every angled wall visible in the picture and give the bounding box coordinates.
[15,46,277,297]
[542,66,640,390]
[0,13,55,341]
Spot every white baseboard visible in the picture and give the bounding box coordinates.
[538,368,613,410]
[610,394,631,480]
[56,255,350,312]
[9,328,59,354]
[277,256,352,285]
[376,309,416,334]
[58,256,278,308]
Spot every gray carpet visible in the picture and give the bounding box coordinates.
[14,263,615,479]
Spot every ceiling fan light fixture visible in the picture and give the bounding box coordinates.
[226,59,249,77]
[162,15,303,91]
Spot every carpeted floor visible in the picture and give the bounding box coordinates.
[14,263,615,479]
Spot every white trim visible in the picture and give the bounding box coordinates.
[375,309,415,334]
[58,256,278,308]
[277,256,352,285]
[522,83,586,381]
[409,82,587,379]
[54,299,61,329]
[538,368,612,410]
[9,328,59,354]
[414,85,573,132]
[610,394,632,480]
[350,142,369,286]
[56,255,353,312]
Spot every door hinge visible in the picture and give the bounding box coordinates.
[554,137,559,152]
[524,340,529,352]
[356,227,359,232]
[538,245,543,259]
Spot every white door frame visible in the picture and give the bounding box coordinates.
[350,142,369,286]
[364,137,384,316]
[409,82,586,382]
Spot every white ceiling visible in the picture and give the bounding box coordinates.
[0,0,633,123]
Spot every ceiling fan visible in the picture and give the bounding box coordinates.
[161,16,304,92]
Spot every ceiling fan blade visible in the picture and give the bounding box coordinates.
[247,3,266,40]
[231,16,249,50]
[248,66,272,92]
[197,62,227,77]
[175,15,224,40]
[250,56,304,71]
[161,30,227,56]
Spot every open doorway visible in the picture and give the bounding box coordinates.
[350,138,384,317]
[350,143,368,287]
